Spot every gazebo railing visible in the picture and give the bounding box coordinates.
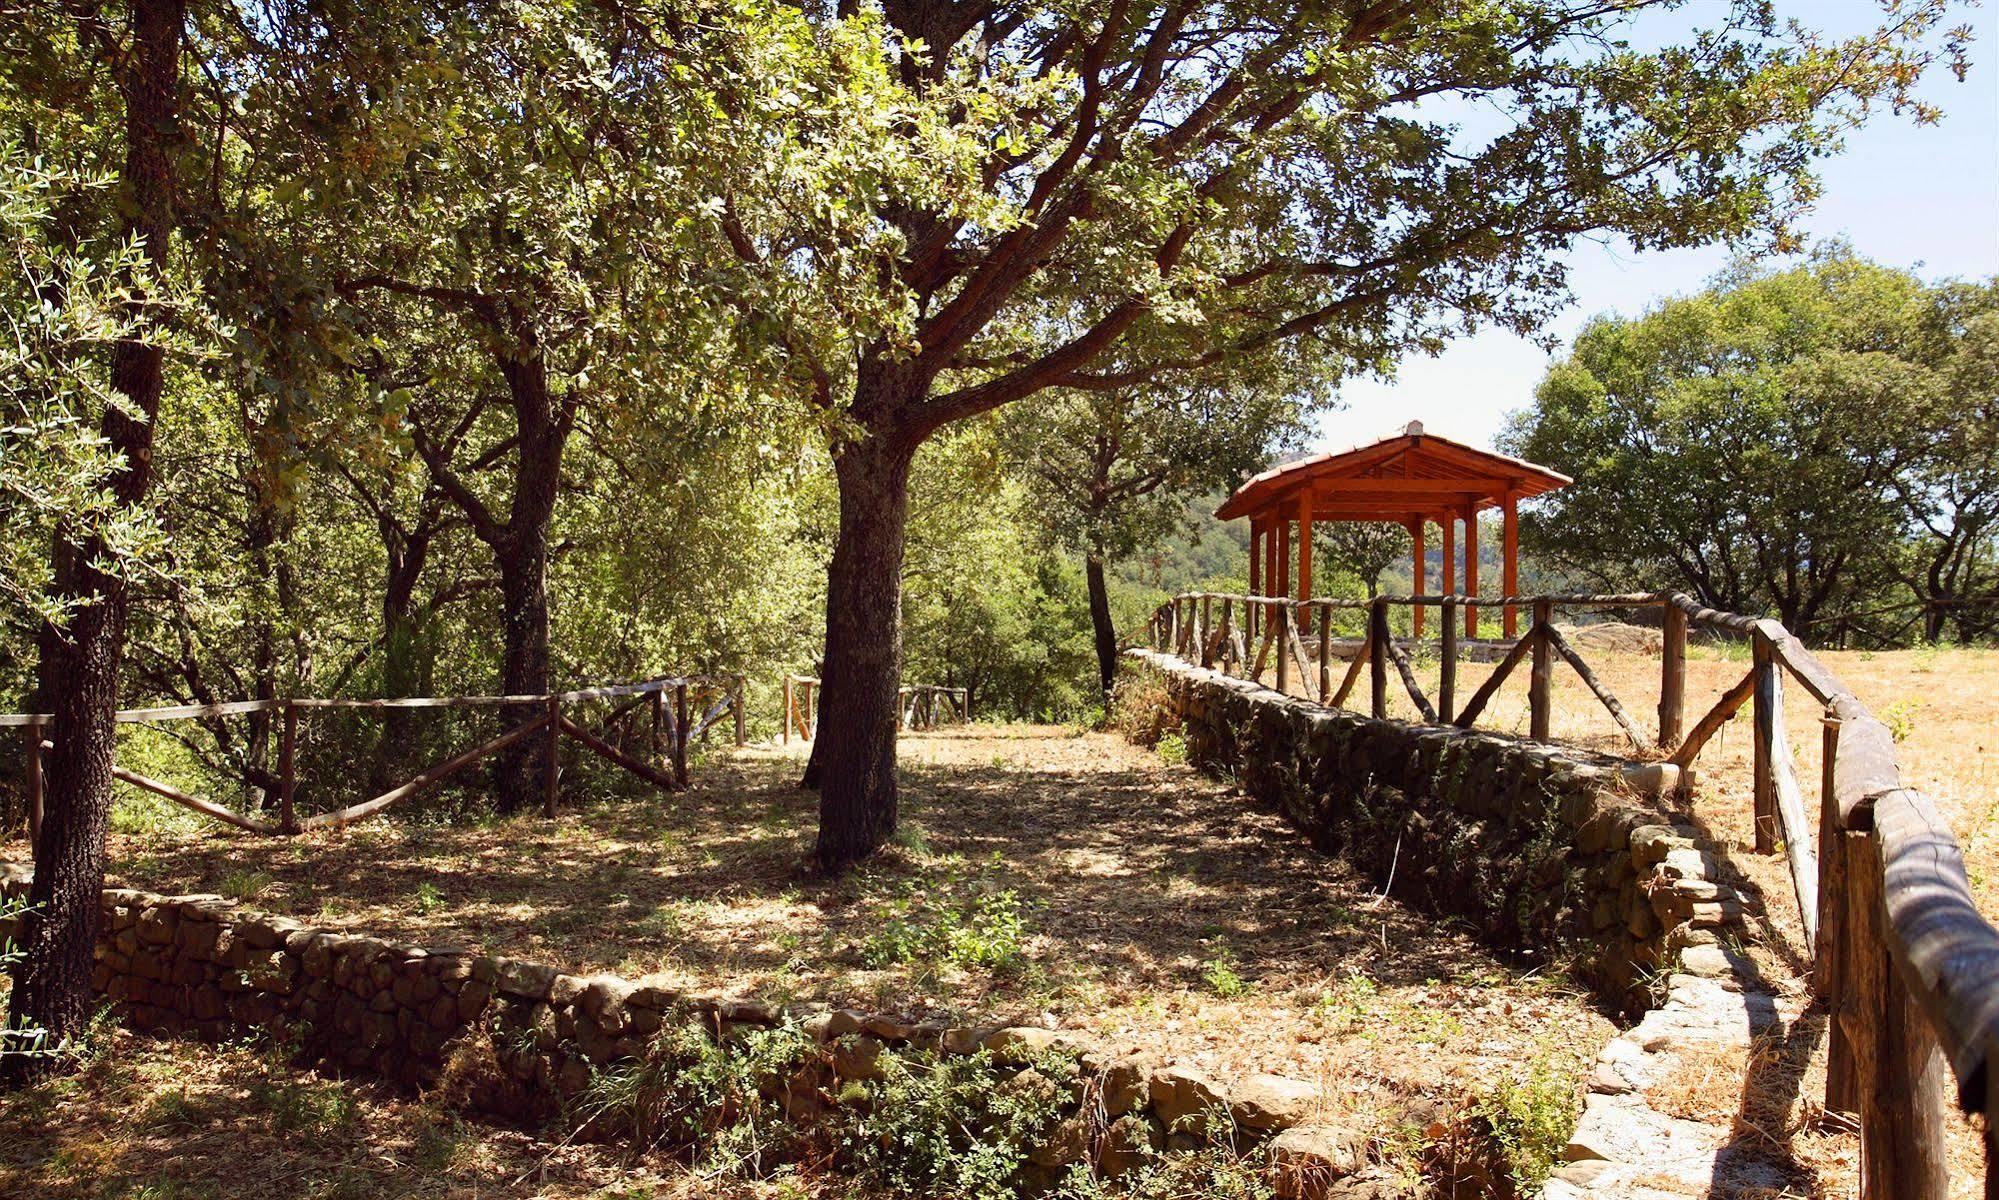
[1141,587,1999,1199]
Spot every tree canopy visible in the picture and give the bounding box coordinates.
[1505,248,1998,643]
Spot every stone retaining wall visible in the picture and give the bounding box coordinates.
[1125,649,1746,1011]
[0,860,1375,1194]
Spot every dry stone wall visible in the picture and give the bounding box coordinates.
[1126,649,1745,1012]
[0,860,1381,1195]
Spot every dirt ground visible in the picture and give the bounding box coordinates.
[27,726,1613,1141]
[6,640,1992,1197]
[1274,635,1999,1198]
[0,1029,849,1200]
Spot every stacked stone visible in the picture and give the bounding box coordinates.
[2,860,1379,1194]
[1126,650,1749,1013]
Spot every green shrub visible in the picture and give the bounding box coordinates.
[1470,1044,1582,1193]
[838,1046,1068,1199]
[1201,948,1252,998]
[1054,1144,1274,1200]
[219,869,276,903]
[1154,732,1188,766]
[861,882,1031,974]
[572,1016,815,1176]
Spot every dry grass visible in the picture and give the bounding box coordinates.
[1275,634,1999,1198]
[0,1028,839,1199]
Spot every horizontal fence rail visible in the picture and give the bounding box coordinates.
[780,676,970,743]
[8,674,748,846]
[1143,587,1999,1199]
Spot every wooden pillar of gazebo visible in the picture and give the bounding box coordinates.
[1502,492,1520,638]
[1294,492,1312,601]
[1464,505,1481,637]
[1441,515,1455,611]
[1410,520,1426,636]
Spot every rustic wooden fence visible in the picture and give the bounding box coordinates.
[4,674,747,846]
[780,676,970,743]
[1145,588,1999,1198]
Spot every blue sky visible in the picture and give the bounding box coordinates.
[1318,0,1999,454]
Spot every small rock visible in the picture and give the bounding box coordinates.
[1149,1065,1227,1132]
[1232,1073,1320,1130]
[1268,1124,1365,1199]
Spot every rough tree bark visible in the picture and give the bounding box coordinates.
[811,415,920,871]
[4,0,183,1085]
[486,345,562,814]
[1085,552,1118,702]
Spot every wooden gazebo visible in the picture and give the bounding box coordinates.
[1214,421,1570,638]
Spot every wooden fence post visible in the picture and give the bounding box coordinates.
[1439,601,1458,725]
[1529,599,1553,742]
[1660,601,1687,747]
[278,701,299,835]
[1368,598,1389,719]
[1219,600,1234,675]
[673,683,690,786]
[1752,633,1778,855]
[1816,715,1856,1116]
[1849,829,1951,1199]
[733,676,747,746]
[650,689,666,762]
[542,696,561,817]
[1201,596,1214,667]
[22,722,42,854]
[1317,604,1332,703]
[1275,605,1292,694]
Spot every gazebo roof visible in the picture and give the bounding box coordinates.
[1215,421,1571,524]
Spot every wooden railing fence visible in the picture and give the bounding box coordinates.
[780,676,970,742]
[1145,588,1999,1199]
[4,674,747,845]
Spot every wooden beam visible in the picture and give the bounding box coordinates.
[1295,491,1312,601]
[1368,598,1389,718]
[1543,623,1648,752]
[1411,520,1427,638]
[1669,669,1756,769]
[1529,599,1553,741]
[300,714,551,832]
[1849,825,1952,1199]
[1439,600,1458,724]
[1308,476,1518,494]
[1464,507,1480,639]
[1502,493,1520,639]
[1660,602,1687,747]
[558,714,681,791]
[1753,635,1778,855]
[1818,717,1857,1116]
[1453,626,1535,729]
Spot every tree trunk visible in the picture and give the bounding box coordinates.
[1085,552,1117,702]
[491,535,552,812]
[370,518,433,794]
[488,346,561,815]
[812,427,918,872]
[5,0,182,1086]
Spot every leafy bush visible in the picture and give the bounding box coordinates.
[572,1016,816,1175]
[1201,948,1253,998]
[863,888,1029,973]
[1153,732,1188,765]
[837,1046,1068,1199]
[1468,1044,1582,1193]
[1054,1144,1275,1200]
